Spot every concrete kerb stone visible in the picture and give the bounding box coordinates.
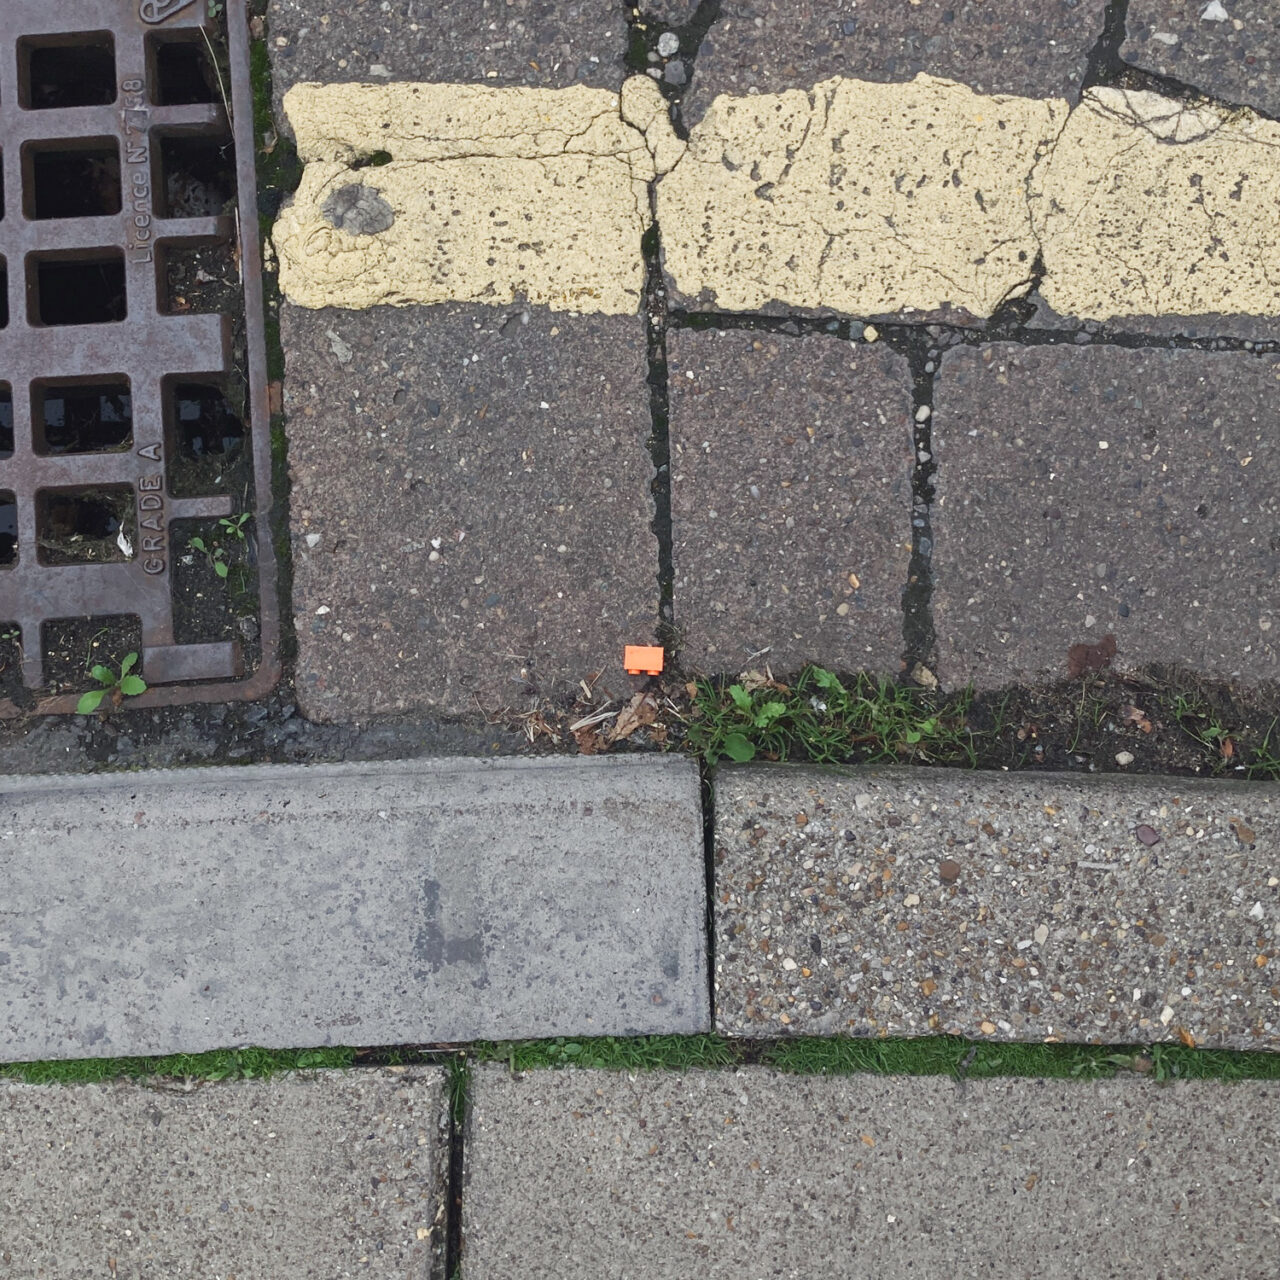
[713,764,1280,1048]
[0,756,708,1062]
[463,1063,1280,1279]
[0,1067,448,1278]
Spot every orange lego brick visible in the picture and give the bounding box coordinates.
[624,645,665,677]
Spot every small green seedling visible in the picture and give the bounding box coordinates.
[218,513,250,542]
[189,534,230,578]
[77,652,147,715]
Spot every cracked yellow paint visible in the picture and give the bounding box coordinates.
[274,77,683,314]
[657,74,1065,317]
[1032,87,1280,322]
[275,73,1280,323]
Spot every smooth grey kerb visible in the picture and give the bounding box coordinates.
[464,1065,1279,1280]
[0,756,707,1061]
[1,1068,446,1278]
[714,765,1280,1047]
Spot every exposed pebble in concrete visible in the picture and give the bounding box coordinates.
[275,79,682,314]
[1,1069,447,1276]
[1034,87,1280,323]
[1123,1,1280,119]
[659,74,1062,318]
[668,329,913,675]
[465,1064,1280,1279]
[714,765,1280,1047]
[931,344,1280,690]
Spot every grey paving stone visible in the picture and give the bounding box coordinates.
[1123,1,1280,119]
[683,0,1109,127]
[283,304,657,720]
[1,1068,446,1279]
[0,756,707,1062]
[464,1063,1280,1279]
[668,329,913,676]
[931,343,1280,691]
[268,0,626,113]
[713,764,1280,1047]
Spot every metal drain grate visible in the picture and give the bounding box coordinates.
[0,0,278,713]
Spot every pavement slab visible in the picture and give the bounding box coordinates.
[284,303,657,720]
[0,756,707,1062]
[713,765,1280,1046]
[683,0,1109,126]
[463,1063,1280,1279]
[931,344,1280,691]
[1123,1,1280,119]
[268,0,627,107]
[667,328,913,676]
[1,1067,447,1279]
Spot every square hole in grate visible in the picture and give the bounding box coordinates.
[148,33,221,106]
[26,140,121,219]
[0,257,8,329]
[20,33,117,109]
[0,492,15,567]
[33,378,132,456]
[36,485,136,566]
[156,133,236,217]
[170,381,245,461]
[29,251,126,326]
[0,385,12,458]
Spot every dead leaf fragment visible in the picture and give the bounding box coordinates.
[1176,1026,1197,1048]
[1120,703,1152,734]
[1066,633,1117,679]
[573,725,607,755]
[610,692,658,742]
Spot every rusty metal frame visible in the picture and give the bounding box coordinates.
[0,0,279,715]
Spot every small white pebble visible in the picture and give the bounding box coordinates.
[781,957,797,971]
[1160,1005,1175,1025]
[863,325,879,342]
[305,532,321,548]
[915,405,931,422]
[1115,751,1135,766]
[903,894,920,907]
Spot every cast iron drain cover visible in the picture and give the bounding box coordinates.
[0,0,278,714]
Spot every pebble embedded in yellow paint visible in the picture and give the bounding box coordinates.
[274,77,684,315]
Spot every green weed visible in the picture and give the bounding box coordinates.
[2,1046,354,1086]
[685,665,975,766]
[76,651,146,715]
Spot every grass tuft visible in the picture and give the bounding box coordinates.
[472,1035,737,1073]
[764,1035,1280,1083]
[1,1045,355,1086]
